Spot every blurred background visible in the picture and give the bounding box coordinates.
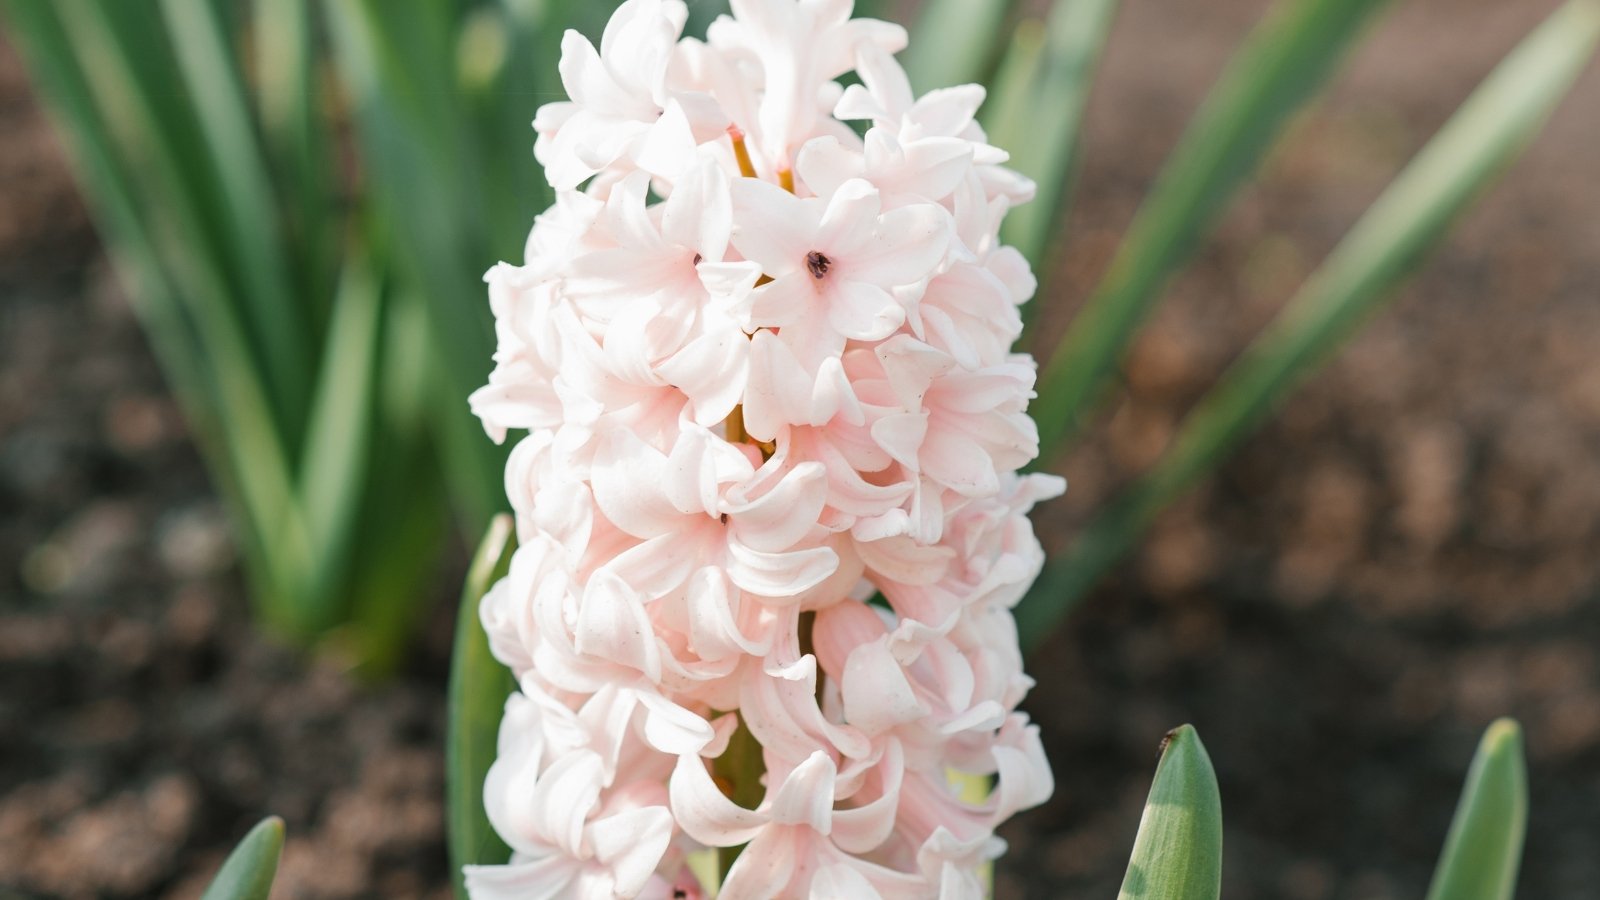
[1,0,1597,897]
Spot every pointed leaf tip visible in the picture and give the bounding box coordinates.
[201,816,285,900]
[1425,718,1528,900]
[447,514,518,898]
[1119,724,1223,900]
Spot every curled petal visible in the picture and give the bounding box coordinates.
[575,570,662,682]
[831,739,904,854]
[533,750,606,858]
[768,751,837,832]
[842,640,929,735]
[464,855,583,900]
[718,829,800,900]
[587,806,675,897]
[668,753,766,847]
[635,689,715,755]
[726,462,828,552]
[725,540,838,598]
[686,566,772,659]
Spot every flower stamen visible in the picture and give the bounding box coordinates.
[805,251,830,280]
[728,124,758,179]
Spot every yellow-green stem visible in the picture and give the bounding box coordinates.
[712,714,765,879]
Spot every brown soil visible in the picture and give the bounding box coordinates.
[3,0,1599,897]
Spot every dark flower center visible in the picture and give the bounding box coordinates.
[806,250,831,280]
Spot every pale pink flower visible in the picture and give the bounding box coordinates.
[469,1,1062,896]
[465,689,684,900]
[732,178,948,371]
[705,0,906,171]
[535,0,725,189]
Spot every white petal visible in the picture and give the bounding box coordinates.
[465,856,581,900]
[730,178,820,273]
[815,178,880,253]
[718,829,799,900]
[636,97,697,178]
[726,462,828,552]
[668,752,766,847]
[635,689,715,755]
[768,751,836,832]
[587,806,675,897]
[725,540,838,598]
[795,135,864,201]
[851,203,949,287]
[533,750,606,857]
[662,148,733,259]
[842,640,928,734]
[827,279,903,342]
[831,739,905,854]
[575,569,662,682]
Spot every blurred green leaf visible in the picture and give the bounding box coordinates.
[160,0,308,435]
[326,0,510,531]
[447,515,519,898]
[15,0,317,634]
[342,289,451,676]
[0,0,208,414]
[902,0,1022,92]
[200,816,284,900]
[682,0,730,37]
[7,0,505,665]
[1118,725,1223,900]
[986,0,1120,275]
[296,252,386,633]
[1031,0,1392,462]
[1426,719,1529,900]
[254,0,336,331]
[1019,0,1600,648]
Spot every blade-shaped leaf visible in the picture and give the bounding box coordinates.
[0,0,209,417]
[987,0,1120,276]
[342,289,451,676]
[1019,0,1600,649]
[160,0,308,432]
[9,0,315,634]
[447,514,518,898]
[201,816,285,900]
[326,0,510,530]
[1031,0,1392,462]
[901,0,1022,92]
[1118,725,1223,900]
[254,0,337,331]
[1425,719,1529,900]
[297,251,386,632]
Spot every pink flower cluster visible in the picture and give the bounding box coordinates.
[466,1,1063,897]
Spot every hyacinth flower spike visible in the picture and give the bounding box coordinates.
[466,1,1062,896]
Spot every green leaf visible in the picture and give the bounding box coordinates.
[1118,725,1223,900]
[254,0,337,332]
[901,0,1022,92]
[1031,0,1392,462]
[1425,719,1529,900]
[11,0,315,635]
[296,251,387,633]
[1019,0,1600,649]
[325,0,510,531]
[201,816,285,900]
[986,0,1119,276]
[159,0,308,434]
[340,289,451,676]
[447,515,519,898]
[0,0,207,413]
